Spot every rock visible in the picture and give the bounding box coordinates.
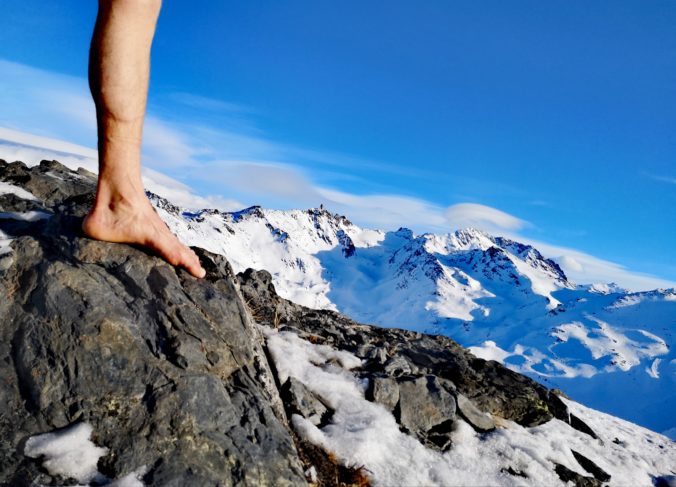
[383,355,415,376]
[282,377,330,426]
[570,413,599,439]
[655,475,676,487]
[548,391,570,422]
[367,376,399,411]
[456,393,495,432]
[554,463,602,487]
[365,346,388,365]
[0,161,305,485]
[500,466,527,478]
[571,450,610,483]
[240,265,563,428]
[396,376,456,445]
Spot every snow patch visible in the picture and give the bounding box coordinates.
[24,422,145,486]
[265,329,676,487]
[551,319,668,372]
[646,358,662,379]
[24,423,108,484]
[0,180,39,201]
[0,210,51,221]
[468,340,511,363]
[0,229,12,256]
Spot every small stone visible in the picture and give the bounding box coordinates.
[367,376,399,411]
[571,450,610,483]
[570,414,598,439]
[281,377,329,426]
[397,376,456,441]
[456,393,495,432]
[554,463,601,487]
[383,355,414,376]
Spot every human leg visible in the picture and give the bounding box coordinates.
[83,0,205,278]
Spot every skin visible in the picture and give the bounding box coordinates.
[82,0,206,278]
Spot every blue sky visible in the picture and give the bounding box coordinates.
[1,1,675,289]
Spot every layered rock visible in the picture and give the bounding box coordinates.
[0,160,304,486]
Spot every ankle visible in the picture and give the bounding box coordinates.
[92,180,148,213]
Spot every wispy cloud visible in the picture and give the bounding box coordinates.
[645,173,676,185]
[1,57,674,291]
[515,237,676,291]
[0,130,242,211]
[167,92,253,114]
[444,203,530,233]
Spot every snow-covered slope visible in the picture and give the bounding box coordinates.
[266,328,675,487]
[150,195,675,439]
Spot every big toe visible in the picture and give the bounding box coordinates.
[152,235,205,278]
[179,245,206,278]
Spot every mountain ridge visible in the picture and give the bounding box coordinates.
[138,187,676,437]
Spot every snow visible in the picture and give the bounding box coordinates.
[24,423,108,484]
[24,422,145,486]
[468,340,512,363]
[0,210,51,221]
[265,328,676,487]
[0,180,39,201]
[0,181,50,255]
[646,358,662,379]
[0,229,12,256]
[551,318,668,372]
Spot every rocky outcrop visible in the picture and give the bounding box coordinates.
[1,159,657,486]
[0,160,304,486]
[237,268,570,431]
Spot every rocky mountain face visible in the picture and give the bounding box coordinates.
[0,160,674,486]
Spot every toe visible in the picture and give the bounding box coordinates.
[180,245,205,278]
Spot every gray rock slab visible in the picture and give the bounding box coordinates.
[456,393,496,432]
[397,376,456,438]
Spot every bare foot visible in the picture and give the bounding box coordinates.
[82,193,206,278]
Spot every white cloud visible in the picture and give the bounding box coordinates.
[1,57,674,292]
[318,187,448,230]
[0,131,241,211]
[509,235,676,291]
[0,127,97,160]
[445,202,529,232]
[646,173,676,185]
[558,255,584,272]
[143,116,205,168]
[167,92,251,114]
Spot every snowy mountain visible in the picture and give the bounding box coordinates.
[1,159,674,486]
[151,195,676,439]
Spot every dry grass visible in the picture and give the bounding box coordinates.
[294,433,372,487]
[243,297,264,323]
